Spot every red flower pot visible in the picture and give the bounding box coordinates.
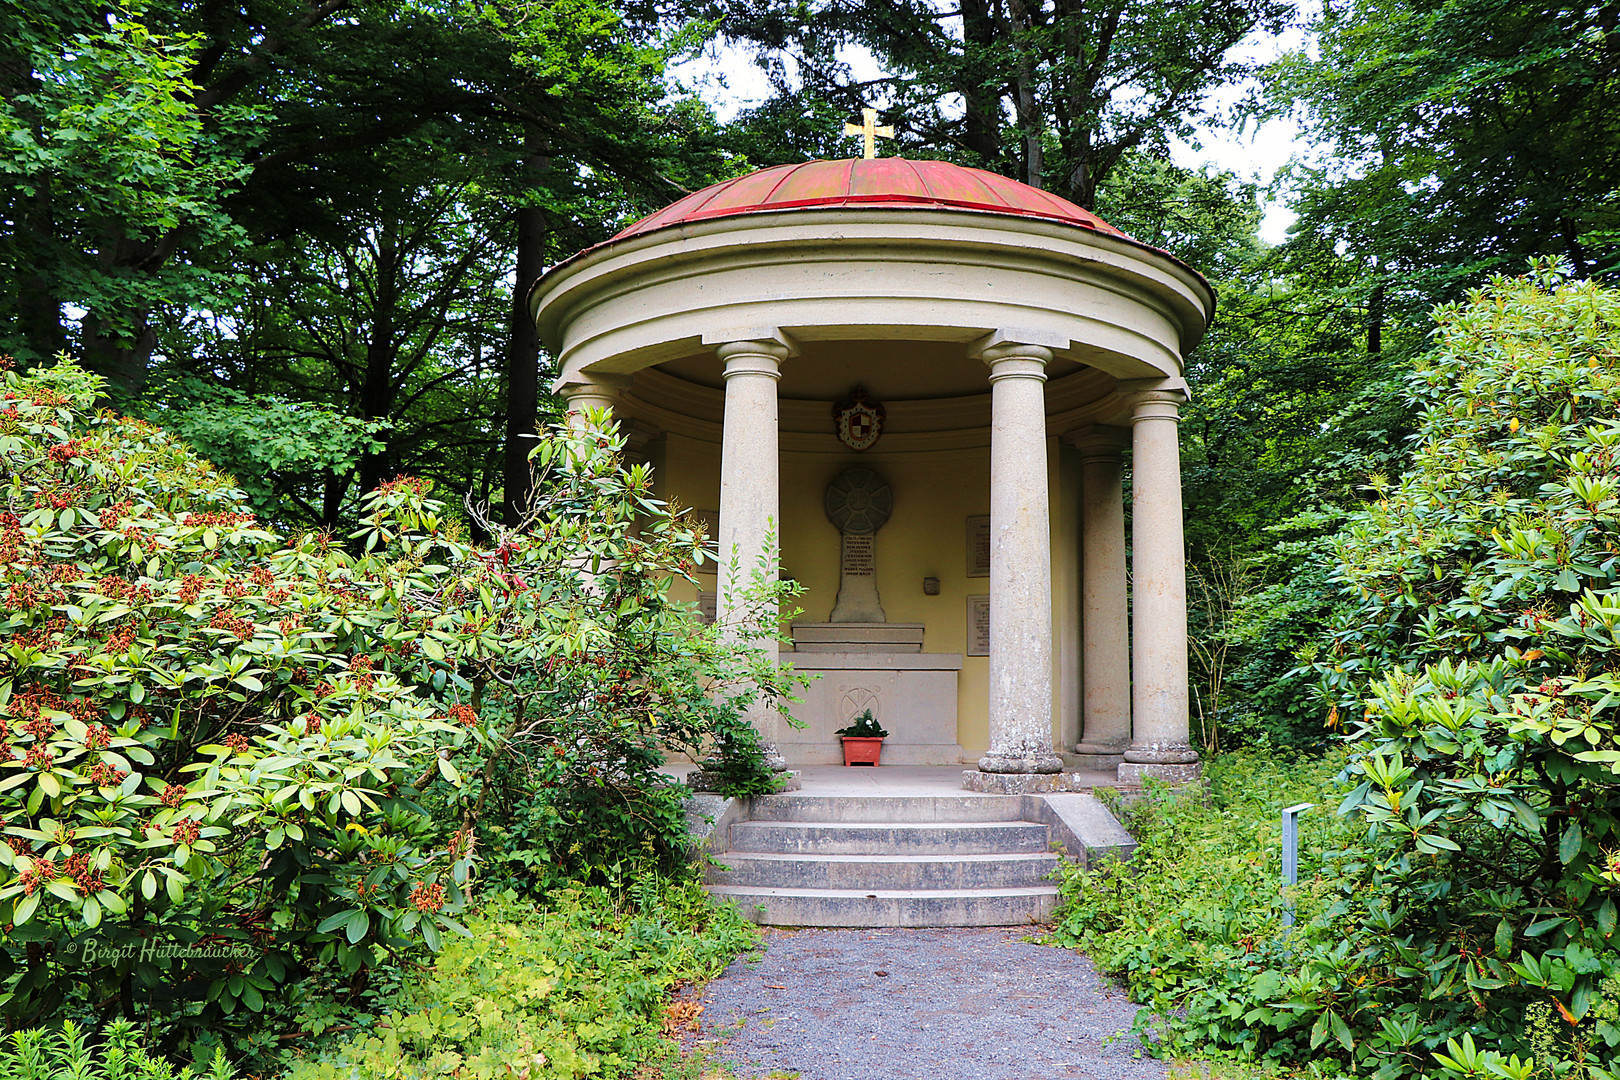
[841,736,884,766]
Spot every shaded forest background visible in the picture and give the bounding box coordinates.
[4,0,1618,748]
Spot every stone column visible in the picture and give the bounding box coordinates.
[716,338,791,770]
[976,343,1063,777]
[1067,426,1131,768]
[557,375,631,429]
[1121,387,1200,783]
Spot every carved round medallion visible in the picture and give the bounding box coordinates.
[825,467,893,534]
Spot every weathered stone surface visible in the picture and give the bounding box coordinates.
[700,788,1139,927]
[960,770,1098,794]
[1117,760,1203,785]
[1067,751,1126,771]
[977,343,1064,776]
[688,769,802,795]
[777,650,965,764]
[728,820,1050,856]
[825,467,893,623]
[1027,792,1137,864]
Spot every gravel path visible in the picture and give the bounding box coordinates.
[695,928,1167,1080]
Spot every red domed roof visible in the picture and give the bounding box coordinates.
[612,158,1125,242]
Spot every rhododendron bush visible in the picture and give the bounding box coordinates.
[0,359,786,1050]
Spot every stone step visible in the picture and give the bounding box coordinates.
[709,851,1061,890]
[707,884,1060,928]
[741,794,1027,823]
[727,819,1052,856]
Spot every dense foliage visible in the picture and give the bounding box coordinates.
[0,1019,232,1080]
[283,881,757,1080]
[1064,270,1620,1079]
[0,359,785,1059]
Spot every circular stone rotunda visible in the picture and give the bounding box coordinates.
[529,157,1214,794]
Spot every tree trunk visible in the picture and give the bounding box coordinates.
[1560,217,1590,279]
[81,311,156,395]
[358,223,400,497]
[502,129,550,527]
[1367,278,1385,357]
[320,470,350,529]
[959,0,1003,164]
[17,185,66,363]
[999,0,1043,189]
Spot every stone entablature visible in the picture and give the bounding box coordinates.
[531,209,1212,389]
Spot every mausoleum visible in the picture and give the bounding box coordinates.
[529,149,1214,790]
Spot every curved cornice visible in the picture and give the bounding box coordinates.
[531,206,1214,390]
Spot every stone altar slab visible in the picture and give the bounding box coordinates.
[790,622,924,653]
[778,650,966,765]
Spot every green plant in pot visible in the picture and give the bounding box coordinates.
[834,709,888,766]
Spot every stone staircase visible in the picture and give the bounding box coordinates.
[704,794,1127,927]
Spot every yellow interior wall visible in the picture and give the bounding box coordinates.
[644,415,1090,764]
[778,447,993,760]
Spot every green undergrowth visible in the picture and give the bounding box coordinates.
[0,1020,232,1080]
[281,876,759,1080]
[1051,751,1356,1058]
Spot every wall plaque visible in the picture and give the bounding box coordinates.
[967,595,990,656]
[697,591,717,625]
[966,515,991,578]
[842,532,875,577]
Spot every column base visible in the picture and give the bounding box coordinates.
[961,770,1096,794]
[977,751,1064,774]
[1073,741,1128,770]
[1123,744,1200,765]
[1117,761,1203,785]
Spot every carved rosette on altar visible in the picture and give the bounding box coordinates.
[824,467,893,622]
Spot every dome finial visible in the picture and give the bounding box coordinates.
[844,108,895,159]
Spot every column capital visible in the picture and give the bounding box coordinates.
[1063,424,1131,461]
[716,343,789,380]
[969,328,1067,361]
[1118,376,1190,421]
[557,374,633,426]
[556,373,633,401]
[704,326,797,356]
[970,332,1057,375]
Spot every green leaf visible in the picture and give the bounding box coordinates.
[436,755,460,784]
[13,894,39,926]
[345,909,371,944]
[317,910,357,934]
[1310,1009,1331,1049]
[1561,820,1584,865]
[1599,899,1617,938]
[1329,1009,1355,1053]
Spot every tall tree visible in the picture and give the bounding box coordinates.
[711,0,1292,207]
[0,0,255,380]
[1267,0,1620,332]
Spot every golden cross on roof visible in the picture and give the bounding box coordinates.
[844,108,895,159]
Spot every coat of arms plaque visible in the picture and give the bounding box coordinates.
[833,386,885,451]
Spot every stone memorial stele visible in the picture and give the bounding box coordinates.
[825,467,893,623]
